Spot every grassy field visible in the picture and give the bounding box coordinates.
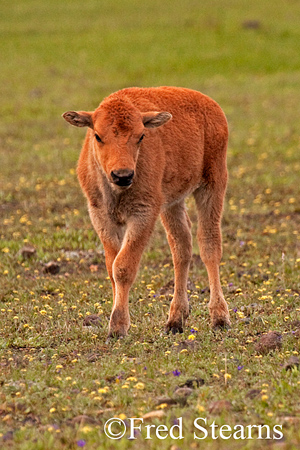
[1,0,300,449]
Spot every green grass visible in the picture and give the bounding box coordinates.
[1,1,300,449]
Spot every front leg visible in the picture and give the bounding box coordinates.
[108,215,157,338]
[89,205,123,306]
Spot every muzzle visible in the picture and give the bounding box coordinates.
[110,169,134,187]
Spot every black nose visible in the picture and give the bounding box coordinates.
[111,169,134,187]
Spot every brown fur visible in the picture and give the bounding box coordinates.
[62,86,230,338]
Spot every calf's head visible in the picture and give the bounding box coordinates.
[63,99,172,189]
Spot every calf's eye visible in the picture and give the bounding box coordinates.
[138,134,145,144]
[95,134,102,143]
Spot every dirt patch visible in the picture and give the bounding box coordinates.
[18,244,36,259]
[284,356,300,371]
[255,331,282,354]
[159,279,196,299]
[43,261,60,275]
[83,314,102,327]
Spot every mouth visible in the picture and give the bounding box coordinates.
[114,178,133,187]
[111,179,133,190]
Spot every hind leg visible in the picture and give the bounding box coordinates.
[193,184,230,329]
[160,202,192,333]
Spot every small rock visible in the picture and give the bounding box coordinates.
[83,315,102,327]
[155,397,177,407]
[72,415,99,425]
[170,446,181,450]
[96,408,115,416]
[142,410,165,420]
[281,416,300,425]
[284,356,300,371]
[255,331,282,354]
[19,244,36,259]
[208,400,232,415]
[173,387,193,406]
[64,250,80,259]
[179,378,205,389]
[43,261,60,275]
[174,387,193,397]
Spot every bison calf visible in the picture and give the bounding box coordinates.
[63,86,230,338]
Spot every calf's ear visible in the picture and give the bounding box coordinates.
[142,111,172,129]
[62,111,93,128]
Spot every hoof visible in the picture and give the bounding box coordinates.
[165,321,184,335]
[106,330,127,343]
[211,317,231,330]
[105,335,125,344]
[169,326,184,335]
